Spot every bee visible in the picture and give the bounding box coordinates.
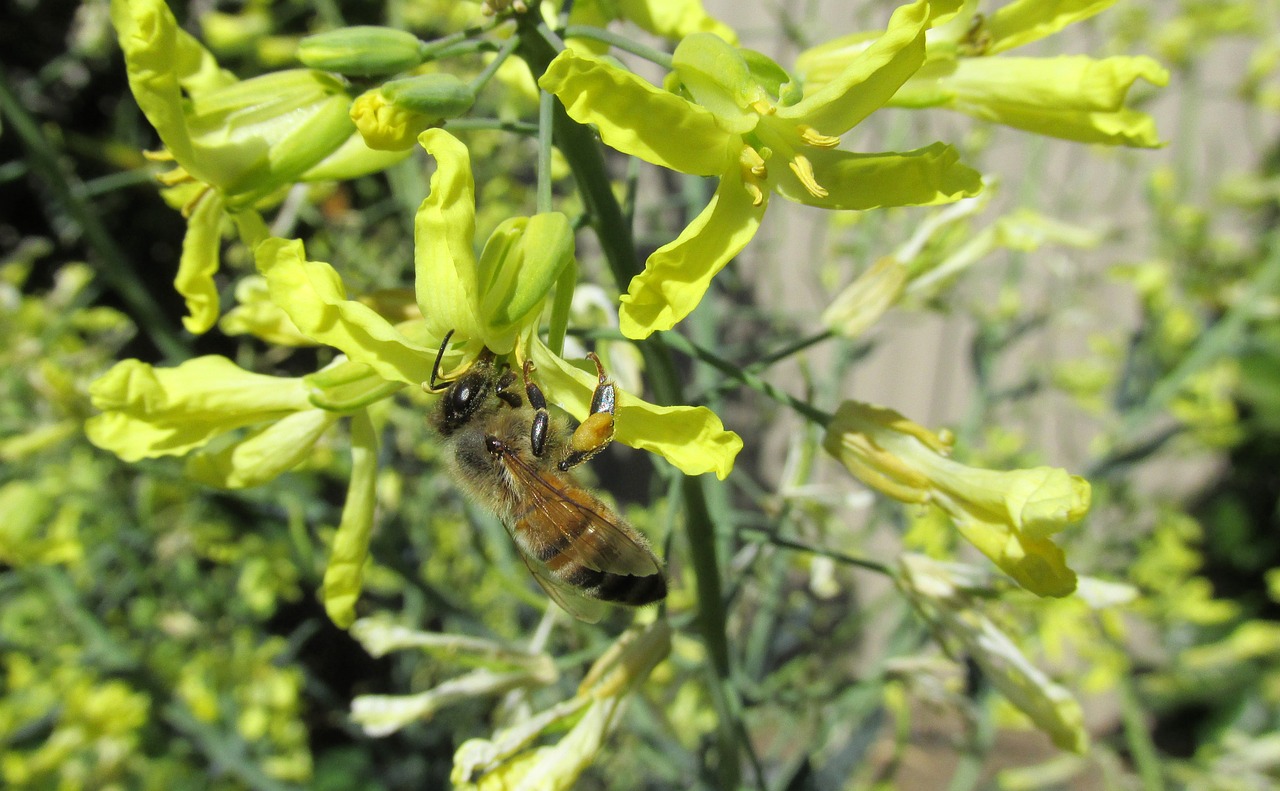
[426,333,666,622]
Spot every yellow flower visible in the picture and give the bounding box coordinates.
[823,400,1089,596]
[540,0,981,338]
[797,0,1169,147]
[110,0,406,332]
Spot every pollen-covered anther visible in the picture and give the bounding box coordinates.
[750,99,776,116]
[798,125,841,148]
[789,154,828,198]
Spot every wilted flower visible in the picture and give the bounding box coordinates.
[897,553,1089,752]
[452,620,671,790]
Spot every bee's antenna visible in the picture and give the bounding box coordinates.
[426,329,456,393]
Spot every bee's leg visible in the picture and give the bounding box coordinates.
[558,352,615,472]
[522,361,550,457]
[494,370,522,409]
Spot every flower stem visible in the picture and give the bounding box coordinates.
[560,25,675,69]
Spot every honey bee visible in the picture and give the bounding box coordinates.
[427,333,666,622]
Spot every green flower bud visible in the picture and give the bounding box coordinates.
[381,73,476,117]
[298,26,427,76]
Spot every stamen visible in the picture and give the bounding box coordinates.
[798,125,841,148]
[155,166,194,187]
[743,181,765,207]
[789,154,828,198]
[750,99,776,116]
[142,149,175,162]
[739,146,768,178]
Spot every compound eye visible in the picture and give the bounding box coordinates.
[445,371,487,422]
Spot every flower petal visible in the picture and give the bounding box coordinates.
[955,103,1164,148]
[617,0,738,43]
[256,237,439,385]
[321,409,379,628]
[984,0,1120,55]
[477,213,575,353]
[618,171,765,339]
[948,508,1078,597]
[185,408,339,489]
[529,340,742,479]
[415,129,483,343]
[110,0,234,179]
[778,0,929,135]
[220,274,316,346]
[774,142,981,210]
[85,356,311,461]
[539,50,734,176]
[175,188,225,335]
[671,33,762,133]
[944,55,1169,113]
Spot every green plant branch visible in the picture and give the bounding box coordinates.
[738,524,892,575]
[560,25,675,69]
[418,18,505,62]
[660,331,835,426]
[443,118,538,135]
[468,32,520,95]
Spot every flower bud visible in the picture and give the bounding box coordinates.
[351,74,475,150]
[297,26,426,76]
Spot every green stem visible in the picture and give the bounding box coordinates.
[516,17,740,787]
[661,331,834,426]
[468,32,520,95]
[444,118,538,135]
[1117,666,1166,791]
[738,524,891,575]
[418,18,504,61]
[537,86,555,215]
[0,68,189,361]
[560,25,675,69]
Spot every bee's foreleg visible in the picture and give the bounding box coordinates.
[522,360,550,457]
[495,369,522,408]
[558,352,616,472]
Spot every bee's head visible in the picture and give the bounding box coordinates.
[440,361,493,431]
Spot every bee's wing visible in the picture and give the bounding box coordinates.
[498,449,662,578]
[513,550,606,624]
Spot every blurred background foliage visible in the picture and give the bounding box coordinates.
[1,0,1279,789]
